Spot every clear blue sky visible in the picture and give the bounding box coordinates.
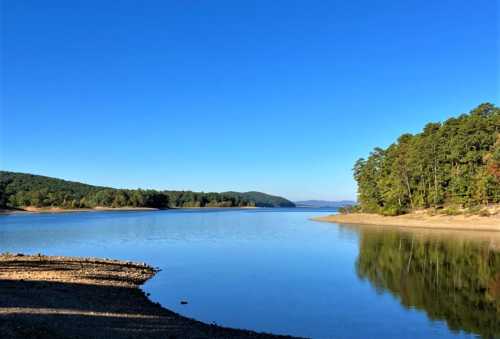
[1,0,498,201]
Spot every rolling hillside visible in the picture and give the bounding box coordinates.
[0,171,295,209]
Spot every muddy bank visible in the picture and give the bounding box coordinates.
[0,254,300,339]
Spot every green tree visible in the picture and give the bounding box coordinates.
[354,103,500,213]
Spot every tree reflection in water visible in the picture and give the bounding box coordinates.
[355,227,500,337]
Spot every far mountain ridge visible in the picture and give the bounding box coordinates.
[295,200,356,208]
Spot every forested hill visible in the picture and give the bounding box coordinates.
[0,172,295,209]
[223,191,295,208]
[354,103,500,215]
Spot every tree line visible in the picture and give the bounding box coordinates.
[0,172,295,209]
[353,103,500,215]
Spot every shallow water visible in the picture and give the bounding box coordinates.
[0,208,498,338]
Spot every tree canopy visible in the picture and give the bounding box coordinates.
[0,171,295,209]
[354,103,500,215]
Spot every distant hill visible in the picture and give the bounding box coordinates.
[224,191,295,208]
[0,171,295,209]
[295,200,356,208]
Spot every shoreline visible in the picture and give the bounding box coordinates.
[313,212,500,232]
[0,206,260,215]
[0,253,299,338]
[0,206,161,215]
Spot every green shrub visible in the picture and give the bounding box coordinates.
[380,206,405,216]
[466,205,482,215]
[442,206,461,216]
[338,205,361,214]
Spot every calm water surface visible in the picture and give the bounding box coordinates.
[1,208,498,338]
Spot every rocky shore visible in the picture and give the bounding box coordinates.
[0,254,300,339]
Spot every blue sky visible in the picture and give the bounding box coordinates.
[1,0,498,201]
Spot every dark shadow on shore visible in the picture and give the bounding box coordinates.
[0,279,301,339]
[0,254,302,339]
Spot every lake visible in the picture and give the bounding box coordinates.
[0,208,498,338]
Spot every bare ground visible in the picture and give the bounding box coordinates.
[313,209,500,232]
[0,254,301,339]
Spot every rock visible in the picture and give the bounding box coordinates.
[180,300,188,305]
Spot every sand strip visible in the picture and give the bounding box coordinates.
[313,212,500,232]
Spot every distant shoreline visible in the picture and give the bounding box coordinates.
[0,206,160,215]
[313,210,500,232]
[0,205,260,215]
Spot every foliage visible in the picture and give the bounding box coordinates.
[0,172,295,209]
[222,191,295,208]
[354,103,500,214]
[338,205,361,214]
[441,206,462,216]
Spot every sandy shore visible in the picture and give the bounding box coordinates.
[0,207,160,215]
[0,254,299,339]
[0,206,259,215]
[22,206,159,213]
[313,212,500,232]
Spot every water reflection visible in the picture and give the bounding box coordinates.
[1,210,495,338]
[354,226,500,337]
